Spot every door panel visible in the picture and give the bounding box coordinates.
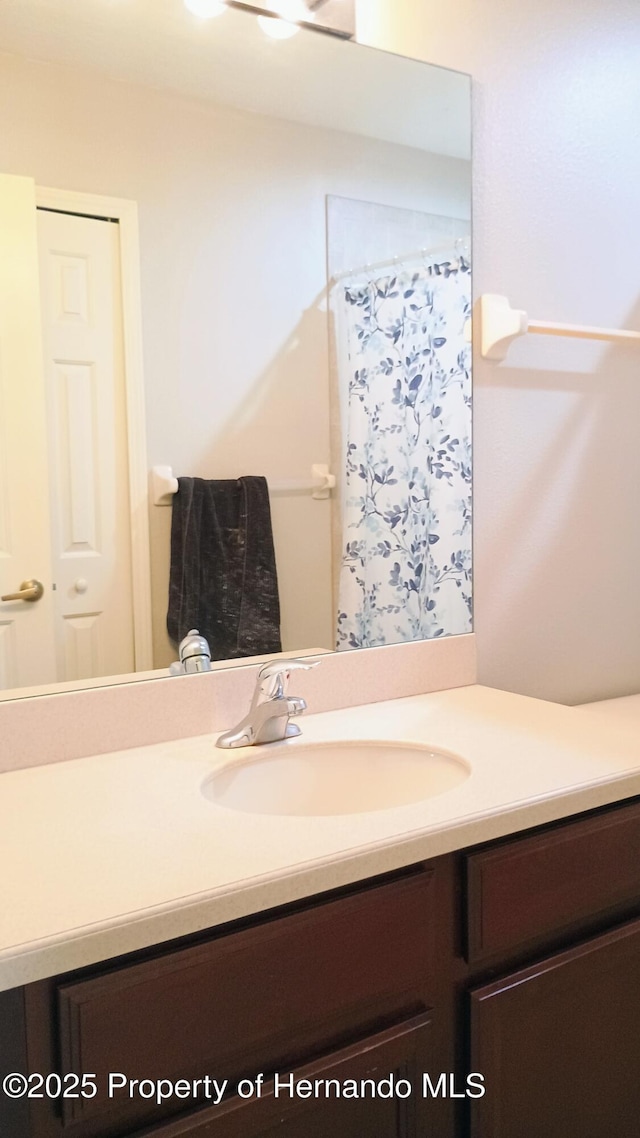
[37,208,134,681]
[0,174,56,688]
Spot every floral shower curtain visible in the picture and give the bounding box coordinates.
[334,258,472,649]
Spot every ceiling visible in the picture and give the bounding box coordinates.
[0,0,471,159]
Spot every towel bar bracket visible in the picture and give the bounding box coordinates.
[151,465,179,506]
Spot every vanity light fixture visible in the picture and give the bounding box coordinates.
[183,0,227,16]
[182,1,348,40]
[257,0,310,39]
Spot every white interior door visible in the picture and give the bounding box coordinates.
[37,208,135,682]
[0,174,57,690]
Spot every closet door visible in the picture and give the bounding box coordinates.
[36,207,135,682]
[0,173,56,690]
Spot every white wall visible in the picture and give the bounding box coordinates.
[0,49,469,667]
[358,0,640,704]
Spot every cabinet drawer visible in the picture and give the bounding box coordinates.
[465,799,640,963]
[51,869,436,1136]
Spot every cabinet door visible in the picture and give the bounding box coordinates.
[469,917,640,1138]
[129,1014,434,1138]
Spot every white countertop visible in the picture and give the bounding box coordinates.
[2,683,640,992]
[576,693,640,725]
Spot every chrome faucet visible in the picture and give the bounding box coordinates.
[216,658,318,749]
[169,629,212,675]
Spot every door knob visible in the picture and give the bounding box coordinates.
[1,578,45,602]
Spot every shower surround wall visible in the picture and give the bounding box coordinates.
[326,195,469,279]
[358,0,640,704]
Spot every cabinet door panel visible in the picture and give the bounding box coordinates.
[129,1014,432,1138]
[469,917,640,1138]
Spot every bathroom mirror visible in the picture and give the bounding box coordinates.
[0,0,471,698]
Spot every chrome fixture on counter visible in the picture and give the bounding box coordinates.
[169,629,213,675]
[216,658,318,748]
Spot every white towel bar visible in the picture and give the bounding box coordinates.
[151,465,336,506]
[478,294,640,362]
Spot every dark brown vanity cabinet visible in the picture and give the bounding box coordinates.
[4,796,640,1138]
[5,860,458,1138]
[464,798,640,1138]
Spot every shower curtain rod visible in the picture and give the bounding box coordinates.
[330,238,469,285]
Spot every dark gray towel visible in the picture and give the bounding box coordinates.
[167,476,282,661]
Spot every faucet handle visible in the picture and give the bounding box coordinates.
[255,657,319,701]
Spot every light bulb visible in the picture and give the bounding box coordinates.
[184,0,226,18]
[257,16,300,38]
[257,0,309,39]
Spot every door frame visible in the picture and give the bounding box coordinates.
[36,185,153,672]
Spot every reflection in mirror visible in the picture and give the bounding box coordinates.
[0,0,471,698]
[228,0,357,39]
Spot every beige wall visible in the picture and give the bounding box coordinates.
[0,49,469,667]
[358,0,640,704]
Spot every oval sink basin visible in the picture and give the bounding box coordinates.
[203,740,470,817]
